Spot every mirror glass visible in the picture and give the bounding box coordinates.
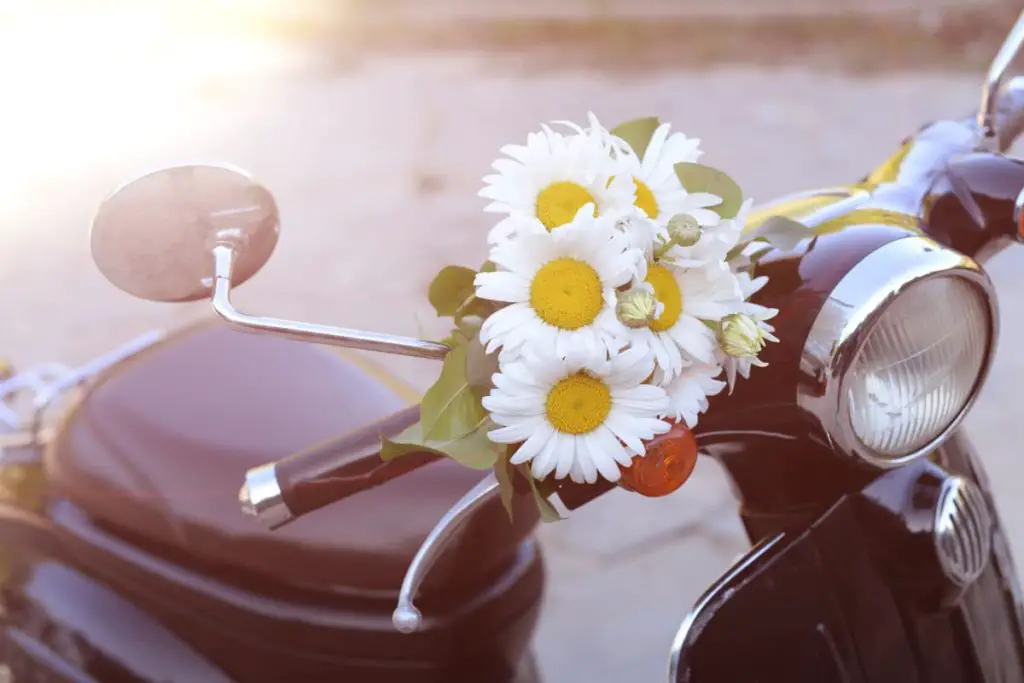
[90,164,280,303]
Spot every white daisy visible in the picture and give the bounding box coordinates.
[475,210,643,361]
[484,346,671,484]
[655,363,727,428]
[607,120,723,226]
[479,122,635,242]
[625,258,745,379]
[614,211,662,271]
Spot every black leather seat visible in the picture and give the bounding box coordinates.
[47,320,537,597]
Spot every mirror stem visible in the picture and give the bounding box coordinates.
[978,9,1024,150]
[210,245,450,360]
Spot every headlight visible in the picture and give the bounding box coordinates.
[799,235,997,467]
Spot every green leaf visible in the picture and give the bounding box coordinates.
[381,420,501,470]
[421,344,489,442]
[465,335,500,398]
[743,215,814,252]
[428,265,477,318]
[493,452,518,521]
[517,465,562,522]
[675,162,744,219]
[611,117,661,159]
[479,260,498,273]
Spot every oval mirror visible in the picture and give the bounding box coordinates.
[90,164,280,303]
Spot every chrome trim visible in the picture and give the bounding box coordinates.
[0,330,164,446]
[211,245,450,361]
[239,463,294,529]
[668,534,785,683]
[1014,186,1024,242]
[934,476,993,588]
[28,329,166,441]
[392,472,501,634]
[977,9,1024,150]
[798,235,998,468]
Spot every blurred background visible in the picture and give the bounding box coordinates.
[1,0,1023,680]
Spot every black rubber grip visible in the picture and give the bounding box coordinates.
[274,405,441,518]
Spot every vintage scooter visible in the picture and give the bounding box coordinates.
[3,11,1024,683]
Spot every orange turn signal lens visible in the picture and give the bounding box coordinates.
[618,420,698,498]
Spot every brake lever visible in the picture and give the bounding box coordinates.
[390,471,615,633]
[392,472,500,633]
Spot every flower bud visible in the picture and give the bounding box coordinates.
[717,313,767,359]
[666,214,702,247]
[616,288,660,329]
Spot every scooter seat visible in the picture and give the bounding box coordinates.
[47,320,537,597]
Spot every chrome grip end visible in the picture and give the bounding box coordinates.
[239,463,295,530]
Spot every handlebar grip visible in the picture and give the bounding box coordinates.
[239,405,442,529]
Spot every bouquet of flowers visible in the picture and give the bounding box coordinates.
[381,114,809,520]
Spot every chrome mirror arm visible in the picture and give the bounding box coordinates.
[977,9,1024,150]
[210,245,449,361]
[392,473,501,634]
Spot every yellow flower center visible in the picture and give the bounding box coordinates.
[633,177,659,218]
[545,372,612,434]
[646,264,683,333]
[530,258,604,330]
[535,181,597,230]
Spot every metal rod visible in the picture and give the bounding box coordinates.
[210,245,450,361]
[392,472,501,634]
[978,9,1024,149]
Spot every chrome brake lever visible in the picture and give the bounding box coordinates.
[392,472,501,634]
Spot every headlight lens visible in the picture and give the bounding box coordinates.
[846,276,990,458]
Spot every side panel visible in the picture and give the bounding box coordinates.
[0,550,232,683]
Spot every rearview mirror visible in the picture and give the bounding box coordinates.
[90,164,280,303]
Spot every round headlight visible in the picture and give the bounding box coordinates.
[846,276,990,457]
[799,235,997,467]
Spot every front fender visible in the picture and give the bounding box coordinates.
[669,428,1024,683]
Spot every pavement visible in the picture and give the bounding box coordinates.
[2,5,1024,683]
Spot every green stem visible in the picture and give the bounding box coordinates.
[654,235,679,260]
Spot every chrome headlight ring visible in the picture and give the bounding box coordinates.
[799,235,998,468]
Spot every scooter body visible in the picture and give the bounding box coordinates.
[0,323,544,682]
[5,17,1024,682]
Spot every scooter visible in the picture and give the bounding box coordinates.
[3,11,1024,683]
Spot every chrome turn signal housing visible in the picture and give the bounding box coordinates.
[799,235,998,468]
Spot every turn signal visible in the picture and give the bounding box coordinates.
[618,421,698,497]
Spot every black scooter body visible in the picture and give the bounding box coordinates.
[0,323,545,682]
[3,112,1024,683]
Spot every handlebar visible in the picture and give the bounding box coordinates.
[239,405,441,529]
[239,400,615,530]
